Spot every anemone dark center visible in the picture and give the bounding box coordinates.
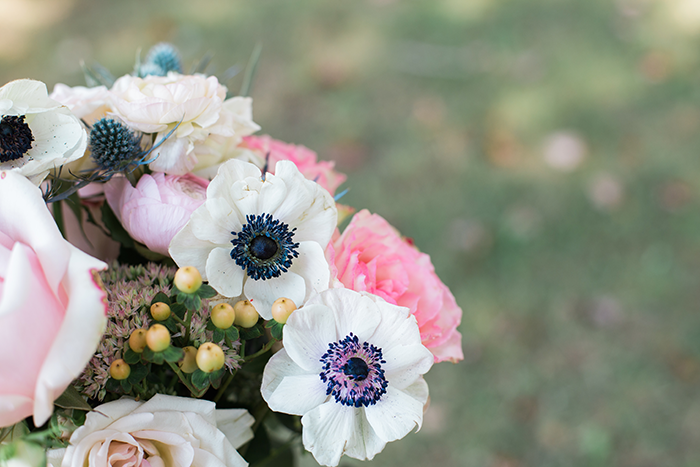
[250,235,278,260]
[343,357,369,381]
[0,115,33,163]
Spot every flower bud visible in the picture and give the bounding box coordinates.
[109,359,131,380]
[179,346,199,373]
[211,303,235,329]
[146,324,171,352]
[128,329,148,353]
[196,343,225,373]
[174,266,202,294]
[271,297,296,324]
[150,302,171,321]
[233,300,259,328]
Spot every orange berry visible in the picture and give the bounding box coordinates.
[150,302,171,321]
[211,303,236,329]
[233,300,259,328]
[271,297,297,324]
[196,343,225,373]
[179,346,199,373]
[128,329,148,353]
[109,359,131,380]
[174,266,203,294]
[146,324,171,352]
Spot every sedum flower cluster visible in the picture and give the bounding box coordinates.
[0,43,463,467]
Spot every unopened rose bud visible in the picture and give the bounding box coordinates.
[233,300,259,328]
[150,302,171,321]
[179,346,199,373]
[211,303,236,329]
[146,324,171,352]
[109,359,131,380]
[174,266,202,294]
[271,297,296,324]
[196,343,225,373]
[129,329,148,353]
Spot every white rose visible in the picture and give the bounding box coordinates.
[48,395,254,467]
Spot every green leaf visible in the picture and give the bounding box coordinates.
[191,370,210,391]
[120,379,133,393]
[151,292,171,306]
[206,319,216,331]
[213,328,225,342]
[265,321,284,341]
[123,347,141,365]
[177,292,201,311]
[162,346,184,363]
[141,347,155,362]
[196,283,217,299]
[53,386,92,411]
[171,303,186,319]
[127,363,149,384]
[240,323,263,340]
[208,368,225,389]
[105,377,121,392]
[225,326,240,342]
[101,202,134,248]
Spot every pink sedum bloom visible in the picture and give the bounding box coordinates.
[326,209,463,363]
[0,170,107,428]
[242,135,346,196]
[104,172,208,256]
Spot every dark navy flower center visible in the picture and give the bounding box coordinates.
[230,213,299,281]
[320,333,388,407]
[0,115,33,163]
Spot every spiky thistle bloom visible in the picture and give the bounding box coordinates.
[141,43,183,77]
[89,118,142,172]
[75,262,176,400]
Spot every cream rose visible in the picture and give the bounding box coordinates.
[48,395,254,467]
[109,73,259,175]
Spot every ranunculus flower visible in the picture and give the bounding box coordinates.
[49,84,113,123]
[242,135,346,196]
[104,172,208,256]
[0,170,107,428]
[0,79,88,184]
[47,395,254,467]
[326,209,463,363]
[109,73,260,175]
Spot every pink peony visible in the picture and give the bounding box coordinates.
[0,170,107,427]
[104,172,208,256]
[326,209,463,363]
[242,135,346,195]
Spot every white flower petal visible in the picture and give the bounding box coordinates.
[205,247,245,298]
[301,402,357,467]
[318,289,381,343]
[267,374,328,416]
[364,386,425,443]
[343,410,386,462]
[284,304,338,372]
[189,206,236,246]
[169,223,217,281]
[261,349,309,402]
[243,271,305,320]
[215,409,255,449]
[290,241,331,299]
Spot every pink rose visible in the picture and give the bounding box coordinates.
[104,173,208,256]
[242,135,346,195]
[0,171,107,427]
[326,209,463,363]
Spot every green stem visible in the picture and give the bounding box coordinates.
[213,370,236,403]
[166,361,202,397]
[53,199,66,238]
[183,308,194,343]
[243,340,275,363]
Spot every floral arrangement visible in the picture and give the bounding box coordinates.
[0,43,463,467]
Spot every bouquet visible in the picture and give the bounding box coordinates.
[0,43,464,467]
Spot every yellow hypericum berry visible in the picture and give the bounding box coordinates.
[150,302,171,321]
[128,329,148,353]
[271,297,297,324]
[174,266,203,294]
[211,303,236,329]
[109,359,131,380]
[233,300,259,328]
[146,324,171,352]
[196,343,225,373]
[179,346,199,373]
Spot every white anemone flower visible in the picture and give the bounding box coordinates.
[0,79,88,184]
[261,288,434,466]
[169,159,337,318]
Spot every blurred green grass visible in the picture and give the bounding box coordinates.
[4,0,700,465]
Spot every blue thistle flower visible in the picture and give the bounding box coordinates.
[142,43,183,76]
[89,118,142,172]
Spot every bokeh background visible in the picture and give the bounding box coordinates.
[3,0,700,465]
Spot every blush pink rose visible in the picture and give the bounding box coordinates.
[242,135,346,195]
[326,209,463,363]
[0,171,107,428]
[104,173,208,256]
